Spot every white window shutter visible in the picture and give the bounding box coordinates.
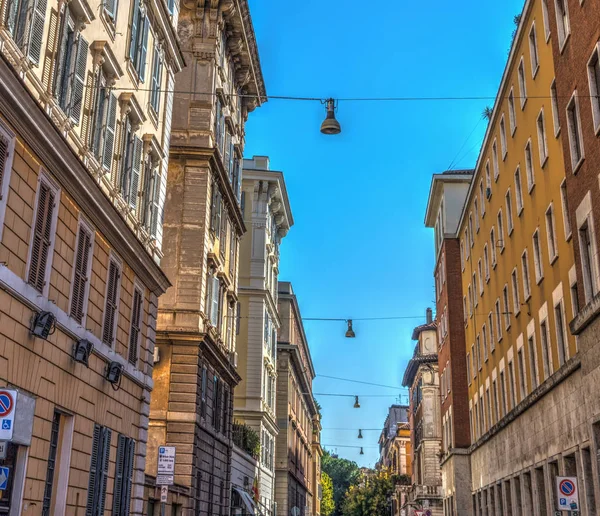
[128,136,142,210]
[128,0,139,61]
[102,93,117,171]
[210,276,219,327]
[27,0,48,65]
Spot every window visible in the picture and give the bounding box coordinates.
[485,388,492,430]
[555,0,570,50]
[537,109,548,166]
[488,313,495,351]
[119,118,143,210]
[149,45,163,115]
[102,257,121,346]
[479,180,486,216]
[555,302,568,366]
[471,344,477,378]
[532,229,544,283]
[529,24,539,76]
[571,281,579,318]
[579,220,599,302]
[495,299,502,341]
[485,161,491,195]
[473,272,478,307]
[566,93,584,171]
[506,189,514,235]
[497,210,505,251]
[518,58,527,108]
[482,325,488,362]
[476,335,482,370]
[508,360,517,408]
[542,0,550,40]
[128,286,143,366]
[468,285,473,317]
[86,424,111,516]
[128,0,149,80]
[104,0,118,20]
[500,370,508,416]
[474,198,480,231]
[206,271,221,328]
[492,380,499,423]
[512,268,521,314]
[545,204,558,262]
[70,221,94,324]
[540,320,552,379]
[518,348,527,399]
[460,240,465,270]
[478,260,484,295]
[90,74,118,171]
[210,181,222,235]
[467,352,471,384]
[500,116,507,158]
[53,7,89,124]
[469,214,474,247]
[560,180,571,240]
[213,375,221,431]
[215,98,225,154]
[0,124,15,241]
[463,296,468,323]
[508,88,517,134]
[141,156,161,238]
[492,140,499,180]
[503,285,511,329]
[528,335,539,390]
[464,229,470,259]
[588,44,600,133]
[522,250,532,300]
[484,244,490,280]
[42,410,72,516]
[113,434,135,516]
[515,166,524,214]
[28,175,59,294]
[551,80,560,135]
[4,0,47,65]
[200,365,208,417]
[490,227,497,266]
[525,140,535,191]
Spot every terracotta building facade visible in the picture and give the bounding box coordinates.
[276,282,320,516]
[147,0,266,514]
[0,0,181,507]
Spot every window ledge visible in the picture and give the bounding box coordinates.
[502,150,508,161]
[508,226,514,237]
[594,122,600,137]
[517,206,524,217]
[536,275,544,286]
[528,182,536,194]
[554,126,561,138]
[572,157,585,175]
[550,253,559,265]
[559,32,571,55]
[565,231,572,242]
[511,126,517,138]
[532,65,540,80]
[521,97,528,110]
[540,154,549,169]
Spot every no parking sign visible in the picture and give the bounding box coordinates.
[556,476,579,511]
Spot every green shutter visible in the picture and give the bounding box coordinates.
[128,135,142,210]
[69,35,88,124]
[138,16,149,81]
[98,427,111,516]
[128,0,139,62]
[85,424,101,516]
[27,0,47,65]
[112,434,126,516]
[102,93,117,171]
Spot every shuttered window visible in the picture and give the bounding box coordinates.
[70,223,93,323]
[205,274,220,328]
[119,120,142,210]
[41,410,61,516]
[0,132,9,198]
[149,45,162,114]
[28,178,57,293]
[200,365,207,418]
[6,0,49,64]
[103,0,118,21]
[102,258,121,345]
[112,434,135,516]
[128,287,143,366]
[86,424,111,516]
[213,376,221,431]
[128,0,149,81]
[141,158,160,237]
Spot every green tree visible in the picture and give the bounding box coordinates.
[321,472,335,516]
[341,470,394,516]
[321,450,360,516]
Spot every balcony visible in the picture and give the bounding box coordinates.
[408,484,442,501]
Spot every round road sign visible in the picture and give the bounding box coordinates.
[559,479,576,496]
[0,392,14,418]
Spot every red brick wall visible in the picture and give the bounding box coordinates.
[436,239,471,448]
[546,0,600,312]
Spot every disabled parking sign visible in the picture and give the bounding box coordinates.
[556,476,579,511]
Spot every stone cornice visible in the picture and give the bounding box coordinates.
[0,54,170,296]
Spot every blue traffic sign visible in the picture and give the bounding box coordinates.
[0,467,9,490]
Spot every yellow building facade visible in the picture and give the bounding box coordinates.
[458,0,580,511]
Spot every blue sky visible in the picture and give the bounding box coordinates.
[245,0,524,467]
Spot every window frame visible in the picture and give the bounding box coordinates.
[69,216,95,326]
[0,122,16,242]
[521,249,532,301]
[508,87,517,135]
[532,229,544,284]
[529,22,540,78]
[550,79,561,136]
[512,268,521,316]
[514,166,524,215]
[587,43,600,135]
[506,188,514,235]
[500,115,507,159]
[554,0,571,52]
[536,108,549,167]
[566,91,585,173]
[560,179,572,241]
[101,253,122,347]
[518,57,528,109]
[545,203,558,263]
[524,139,535,192]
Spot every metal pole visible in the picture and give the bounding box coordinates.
[160,502,165,516]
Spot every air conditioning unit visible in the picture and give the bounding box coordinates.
[30,311,56,339]
[72,339,93,366]
[229,351,238,368]
[486,187,492,199]
[105,361,123,387]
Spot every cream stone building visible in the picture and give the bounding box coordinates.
[233,156,293,515]
[276,282,320,516]
[0,0,181,509]
[147,1,267,514]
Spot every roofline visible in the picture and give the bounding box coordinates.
[424,173,473,228]
[242,168,294,228]
[456,0,534,233]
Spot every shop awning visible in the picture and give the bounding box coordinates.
[233,486,257,515]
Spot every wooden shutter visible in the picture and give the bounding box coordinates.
[150,170,160,237]
[224,131,231,176]
[210,276,219,327]
[69,35,88,124]
[210,184,218,232]
[41,8,59,91]
[101,259,120,345]
[235,159,242,201]
[27,0,48,65]
[138,16,149,81]
[85,424,101,516]
[150,47,161,113]
[128,136,142,210]
[128,288,142,365]
[102,93,117,171]
[213,376,220,431]
[28,181,55,293]
[98,427,111,516]
[70,223,92,323]
[123,439,135,515]
[128,0,139,62]
[80,70,95,145]
[112,434,126,516]
[235,301,240,335]
[0,132,10,198]
[201,365,207,417]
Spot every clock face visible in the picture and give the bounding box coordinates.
[423,338,433,353]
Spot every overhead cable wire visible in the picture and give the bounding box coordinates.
[446,115,486,171]
[313,393,404,398]
[316,374,405,390]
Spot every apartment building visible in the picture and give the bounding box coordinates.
[0,0,181,510]
[402,310,443,516]
[233,156,293,515]
[455,0,588,513]
[425,170,473,515]
[276,282,320,516]
[147,1,266,514]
